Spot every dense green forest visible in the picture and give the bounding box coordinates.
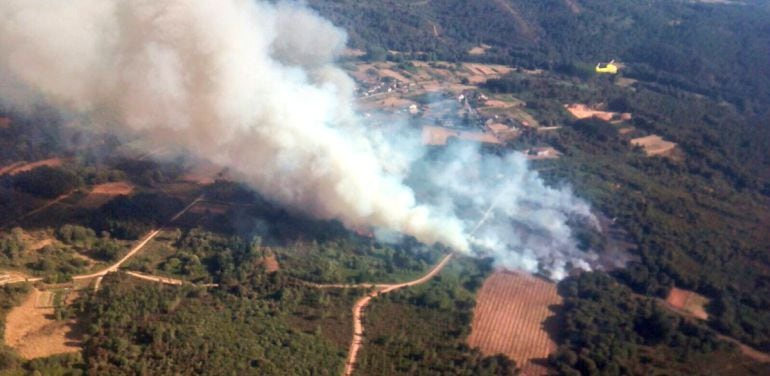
[550,272,770,375]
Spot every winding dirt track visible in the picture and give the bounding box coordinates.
[337,252,455,376]
[73,195,203,286]
[0,195,204,289]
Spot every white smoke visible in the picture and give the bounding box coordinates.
[0,0,598,278]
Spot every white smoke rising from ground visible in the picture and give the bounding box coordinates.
[0,0,597,278]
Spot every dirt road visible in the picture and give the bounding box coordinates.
[73,195,202,286]
[125,271,183,285]
[0,272,42,286]
[341,252,455,376]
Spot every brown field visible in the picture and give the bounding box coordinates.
[80,182,134,209]
[422,125,501,146]
[0,117,11,129]
[378,96,416,108]
[665,287,709,320]
[565,104,617,121]
[631,135,677,156]
[4,289,81,359]
[6,158,64,176]
[468,271,562,375]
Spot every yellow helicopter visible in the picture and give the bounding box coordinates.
[595,59,619,74]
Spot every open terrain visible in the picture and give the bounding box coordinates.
[631,134,677,156]
[467,271,561,375]
[665,287,709,320]
[2,158,64,176]
[79,181,134,209]
[4,288,80,359]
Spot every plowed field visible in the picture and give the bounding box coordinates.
[468,271,561,375]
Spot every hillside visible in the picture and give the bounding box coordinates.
[309,0,770,110]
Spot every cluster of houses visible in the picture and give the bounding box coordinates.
[357,78,413,98]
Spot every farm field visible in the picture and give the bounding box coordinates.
[467,271,561,375]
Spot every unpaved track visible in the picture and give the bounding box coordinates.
[125,271,183,285]
[73,195,202,287]
[18,190,77,221]
[340,252,455,376]
[125,271,219,287]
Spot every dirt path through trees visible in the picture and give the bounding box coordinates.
[335,252,455,376]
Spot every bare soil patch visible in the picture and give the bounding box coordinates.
[565,104,618,121]
[468,44,491,56]
[0,117,11,129]
[263,255,280,273]
[7,158,64,176]
[422,125,501,146]
[665,287,709,320]
[378,96,416,108]
[468,271,561,375]
[80,181,134,209]
[631,135,677,156]
[4,289,81,359]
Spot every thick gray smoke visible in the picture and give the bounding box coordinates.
[0,0,597,278]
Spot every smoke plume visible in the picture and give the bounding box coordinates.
[0,0,597,278]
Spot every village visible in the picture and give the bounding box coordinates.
[343,56,677,161]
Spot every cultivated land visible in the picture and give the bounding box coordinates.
[467,271,562,376]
